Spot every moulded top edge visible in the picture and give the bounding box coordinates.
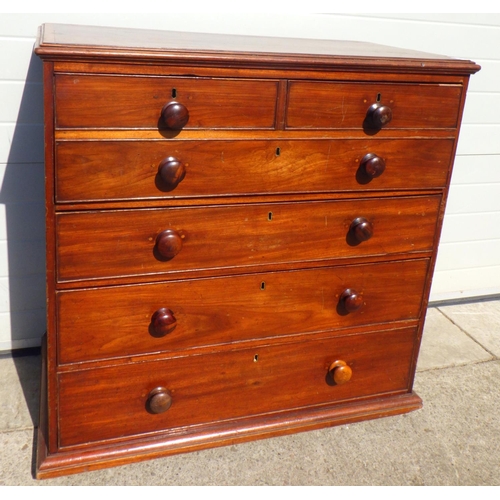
[34,23,481,76]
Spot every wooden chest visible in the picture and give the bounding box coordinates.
[34,23,479,478]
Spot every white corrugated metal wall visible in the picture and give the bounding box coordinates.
[1,12,498,350]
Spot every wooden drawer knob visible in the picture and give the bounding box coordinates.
[349,217,374,242]
[147,387,173,414]
[150,308,177,337]
[328,360,352,385]
[366,103,392,129]
[340,288,364,313]
[360,153,386,179]
[155,229,183,260]
[161,101,189,130]
[158,157,186,190]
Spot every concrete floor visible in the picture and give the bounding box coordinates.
[1,300,499,485]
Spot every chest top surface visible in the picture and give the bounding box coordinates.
[35,23,480,75]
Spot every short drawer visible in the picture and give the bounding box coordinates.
[54,74,278,129]
[55,138,454,202]
[55,196,441,283]
[286,81,462,130]
[57,259,428,363]
[57,326,416,448]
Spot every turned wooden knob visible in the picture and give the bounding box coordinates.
[329,360,352,385]
[158,157,186,190]
[360,153,386,179]
[340,288,364,313]
[161,101,189,130]
[366,103,392,129]
[147,387,172,414]
[349,217,374,242]
[155,229,183,260]
[150,308,177,337]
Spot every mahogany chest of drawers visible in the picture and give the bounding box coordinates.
[34,23,479,478]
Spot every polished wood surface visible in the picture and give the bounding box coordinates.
[36,23,480,75]
[55,74,278,129]
[58,327,416,448]
[366,103,393,129]
[157,156,186,190]
[146,387,173,415]
[286,81,462,130]
[150,308,177,338]
[54,139,454,202]
[56,259,429,364]
[328,360,353,385]
[34,23,479,478]
[55,196,440,283]
[161,102,189,130]
[359,153,386,179]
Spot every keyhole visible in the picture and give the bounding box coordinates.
[275,147,281,156]
[268,212,273,221]
[254,354,259,362]
[376,93,381,102]
[171,88,177,98]
[260,281,266,290]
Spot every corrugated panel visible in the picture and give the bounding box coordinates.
[440,213,500,243]
[431,149,500,299]
[0,275,46,314]
[467,61,500,92]
[0,39,42,82]
[451,155,500,184]
[435,240,500,271]
[0,82,44,124]
[0,13,498,350]
[0,163,45,204]
[457,125,500,155]
[0,309,46,350]
[431,266,500,302]
[0,241,8,277]
[0,202,45,242]
[462,93,500,124]
[446,183,500,215]
[356,14,500,27]
[0,124,44,164]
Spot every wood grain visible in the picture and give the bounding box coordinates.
[35,23,481,75]
[58,327,416,448]
[56,259,429,364]
[286,81,463,130]
[54,74,279,129]
[54,139,454,202]
[55,196,440,283]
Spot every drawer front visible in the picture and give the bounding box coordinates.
[58,327,416,448]
[56,196,440,283]
[57,259,428,363]
[54,74,279,129]
[55,139,454,202]
[286,81,462,130]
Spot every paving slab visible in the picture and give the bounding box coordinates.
[1,303,499,485]
[1,361,499,486]
[0,353,40,432]
[418,308,493,371]
[0,428,37,486]
[438,299,500,357]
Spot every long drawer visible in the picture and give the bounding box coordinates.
[55,196,441,283]
[57,326,416,448]
[55,139,454,202]
[56,258,429,364]
[54,74,279,129]
[286,81,462,130]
